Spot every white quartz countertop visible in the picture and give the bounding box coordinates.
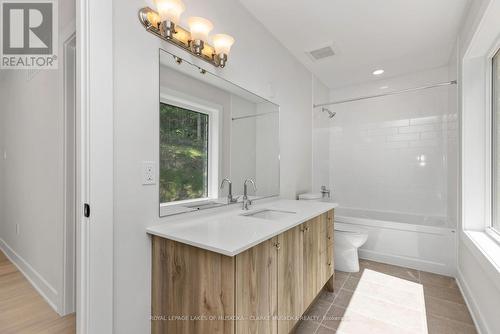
[147,199,338,257]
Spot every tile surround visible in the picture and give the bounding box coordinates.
[313,81,458,219]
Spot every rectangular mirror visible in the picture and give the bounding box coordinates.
[159,49,280,216]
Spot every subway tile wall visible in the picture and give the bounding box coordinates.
[313,68,458,225]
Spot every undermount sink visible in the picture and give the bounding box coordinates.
[242,209,297,221]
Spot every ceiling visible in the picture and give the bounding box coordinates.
[238,0,470,89]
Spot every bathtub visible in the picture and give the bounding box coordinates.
[335,208,457,276]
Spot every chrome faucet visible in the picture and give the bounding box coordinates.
[242,179,257,210]
[320,185,331,199]
[220,178,238,204]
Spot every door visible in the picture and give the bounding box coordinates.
[236,237,278,334]
[277,225,303,334]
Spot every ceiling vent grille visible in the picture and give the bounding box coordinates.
[307,45,335,61]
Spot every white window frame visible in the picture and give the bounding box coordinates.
[460,0,500,303]
[159,91,221,213]
[489,45,500,242]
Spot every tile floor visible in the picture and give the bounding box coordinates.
[295,259,477,334]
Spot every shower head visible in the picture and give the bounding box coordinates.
[322,108,336,118]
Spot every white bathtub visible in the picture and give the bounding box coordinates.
[335,208,457,276]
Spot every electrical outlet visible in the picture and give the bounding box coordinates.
[142,161,156,185]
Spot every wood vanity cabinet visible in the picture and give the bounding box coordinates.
[151,210,334,334]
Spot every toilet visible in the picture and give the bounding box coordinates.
[298,193,369,273]
[332,222,368,272]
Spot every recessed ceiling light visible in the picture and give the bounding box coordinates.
[373,69,385,76]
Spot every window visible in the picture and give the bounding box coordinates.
[160,102,209,203]
[492,49,500,234]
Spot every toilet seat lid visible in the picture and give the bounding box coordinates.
[298,193,322,200]
[334,223,367,235]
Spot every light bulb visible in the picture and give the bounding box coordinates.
[212,34,235,55]
[187,16,214,42]
[154,0,185,25]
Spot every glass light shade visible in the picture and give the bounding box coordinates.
[154,0,185,24]
[212,34,235,55]
[187,16,214,42]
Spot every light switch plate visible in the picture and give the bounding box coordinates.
[142,161,156,185]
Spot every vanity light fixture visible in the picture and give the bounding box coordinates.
[187,16,214,55]
[154,0,185,39]
[138,2,235,68]
[212,34,235,68]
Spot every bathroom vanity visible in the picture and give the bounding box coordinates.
[148,200,337,334]
[151,48,338,333]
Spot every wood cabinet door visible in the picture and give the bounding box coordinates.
[151,237,235,334]
[277,225,303,334]
[302,217,322,310]
[235,237,278,334]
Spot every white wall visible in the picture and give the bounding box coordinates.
[456,0,500,333]
[0,1,75,313]
[322,67,457,221]
[113,0,315,332]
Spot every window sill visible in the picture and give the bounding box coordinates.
[159,198,227,217]
[461,230,500,291]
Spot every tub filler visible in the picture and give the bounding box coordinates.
[335,208,457,276]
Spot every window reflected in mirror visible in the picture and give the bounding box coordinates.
[160,103,209,203]
[159,49,280,216]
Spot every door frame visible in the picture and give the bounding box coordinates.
[76,0,114,332]
[61,30,77,316]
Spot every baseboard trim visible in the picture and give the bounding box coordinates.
[456,269,491,334]
[0,238,59,313]
[359,248,455,276]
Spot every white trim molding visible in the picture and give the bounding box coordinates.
[0,239,59,313]
[76,0,114,332]
[456,268,490,334]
